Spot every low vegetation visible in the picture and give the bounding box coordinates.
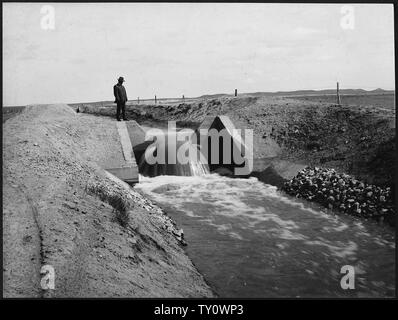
[86,180,130,227]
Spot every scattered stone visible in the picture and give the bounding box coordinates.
[283,166,395,223]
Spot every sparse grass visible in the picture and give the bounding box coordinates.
[86,180,130,227]
[2,106,26,123]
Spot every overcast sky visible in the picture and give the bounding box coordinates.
[3,3,395,106]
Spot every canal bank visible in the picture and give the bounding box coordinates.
[3,104,214,297]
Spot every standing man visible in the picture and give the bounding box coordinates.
[113,76,128,121]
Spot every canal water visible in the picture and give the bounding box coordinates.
[135,173,395,298]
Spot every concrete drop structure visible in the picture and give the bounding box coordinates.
[106,115,252,183]
[195,115,253,176]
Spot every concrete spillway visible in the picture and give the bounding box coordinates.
[106,115,250,182]
[105,121,140,184]
[137,131,210,177]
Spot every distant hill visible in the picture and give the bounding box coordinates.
[274,88,394,96]
[197,93,230,99]
[197,88,394,99]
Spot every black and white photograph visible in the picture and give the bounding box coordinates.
[2,2,396,303]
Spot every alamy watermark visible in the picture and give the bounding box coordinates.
[40,264,55,290]
[40,5,55,30]
[340,5,355,30]
[340,265,355,290]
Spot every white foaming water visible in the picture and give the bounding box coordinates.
[135,173,395,297]
[136,174,394,249]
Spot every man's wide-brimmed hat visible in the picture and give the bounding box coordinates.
[118,76,125,82]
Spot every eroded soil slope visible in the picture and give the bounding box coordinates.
[3,104,214,298]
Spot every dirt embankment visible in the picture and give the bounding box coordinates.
[77,95,395,188]
[3,104,214,298]
[2,106,26,123]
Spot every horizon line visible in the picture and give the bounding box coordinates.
[2,87,395,108]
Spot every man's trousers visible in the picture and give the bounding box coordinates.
[116,102,126,120]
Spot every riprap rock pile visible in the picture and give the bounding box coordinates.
[283,167,395,223]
